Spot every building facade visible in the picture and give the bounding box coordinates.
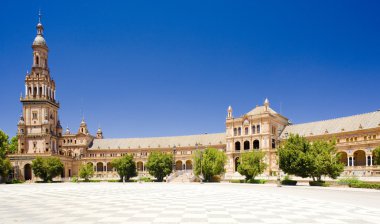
[9,17,380,181]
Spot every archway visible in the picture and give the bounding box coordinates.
[253,140,260,149]
[235,157,240,172]
[96,162,104,172]
[185,160,192,170]
[176,161,183,170]
[107,162,113,172]
[235,141,241,151]
[24,164,32,180]
[338,151,348,166]
[354,150,366,166]
[243,141,250,150]
[136,161,143,171]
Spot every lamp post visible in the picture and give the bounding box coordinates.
[172,145,177,172]
[277,131,288,187]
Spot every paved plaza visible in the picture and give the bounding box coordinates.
[0,183,379,224]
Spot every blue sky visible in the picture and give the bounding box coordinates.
[1,0,380,138]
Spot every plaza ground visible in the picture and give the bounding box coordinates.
[0,183,379,224]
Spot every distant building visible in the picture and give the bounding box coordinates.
[9,15,380,181]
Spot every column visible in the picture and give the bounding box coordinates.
[347,157,350,166]
[31,84,34,96]
[366,155,368,166]
[25,84,28,96]
[54,90,56,100]
[370,155,373,166]
[352,156,355,166]
[36,84,39,96]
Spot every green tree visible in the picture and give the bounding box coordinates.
[32,156,64,182]
[145,152,172,182]
[372,147,380,165]
[193,148,227,182]
[307,140,344,181]
[0,130,10,158]
[237,151,267,181]
[278,134,344,182]
[79,163,94,182]
[278,134,311,178]
[0,130,12,183]
[8,136,18,154]
[111,154,137,181]
[0,157,12,183]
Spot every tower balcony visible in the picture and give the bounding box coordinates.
[20,95,59,107]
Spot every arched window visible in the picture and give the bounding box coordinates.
[96,162,104,172]
[244,141,250,150]
[235,141,241,151]
[238,127,241,136]
[251,125,256,134]
[256,125,261,133]
[233,128,237,136]
[244,127,248,135]
[272,139,276,149]
[35,56,39,65]
[253,140,260,149]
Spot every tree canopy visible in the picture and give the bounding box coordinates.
[278,134,344,181]
[237,151,267,181]
[193,148,227,182]
[0,130,13,182]
[111,154,137,181]
[32,156,64,182]
[145,152,172,182]
[373,147,380,165]
[79,163,94,181]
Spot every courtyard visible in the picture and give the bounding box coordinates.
[0,183,379,224]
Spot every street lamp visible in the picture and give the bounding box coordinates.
[172,145,177,172]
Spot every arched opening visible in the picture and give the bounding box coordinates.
[61,169,65,178]
[235,141,241,151]
[107,162,112,172]
[33,87,37,97]
[35,56,39,65]
[272,139,276,149]
[338,151,348,166]
[256,125,261,133]
[185,160,192,170]
[175,161,183,170]
[251,125,256,134]
[353,150,366,166]
[238,127,241,136]
[243,141,250,150]
[24,164,32,180]
[136,161,143,172]
[96,162,104,172]
[253,140,260,149]
[235,157,240,172]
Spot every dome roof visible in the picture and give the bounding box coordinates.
[33,35,46,46]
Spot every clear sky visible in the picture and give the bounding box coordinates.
[1,0,380,138]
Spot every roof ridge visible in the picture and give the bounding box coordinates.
[94,132,225,141]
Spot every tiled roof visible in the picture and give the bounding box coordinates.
[281,111,380,137]
[246,106,277,116]
[89,133,226,150]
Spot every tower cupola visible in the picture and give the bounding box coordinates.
[96,127,103,139]
[227,105,233,119]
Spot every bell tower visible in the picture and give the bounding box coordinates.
[18,11,61,154]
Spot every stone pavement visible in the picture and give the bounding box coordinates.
[0,182,379,224]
